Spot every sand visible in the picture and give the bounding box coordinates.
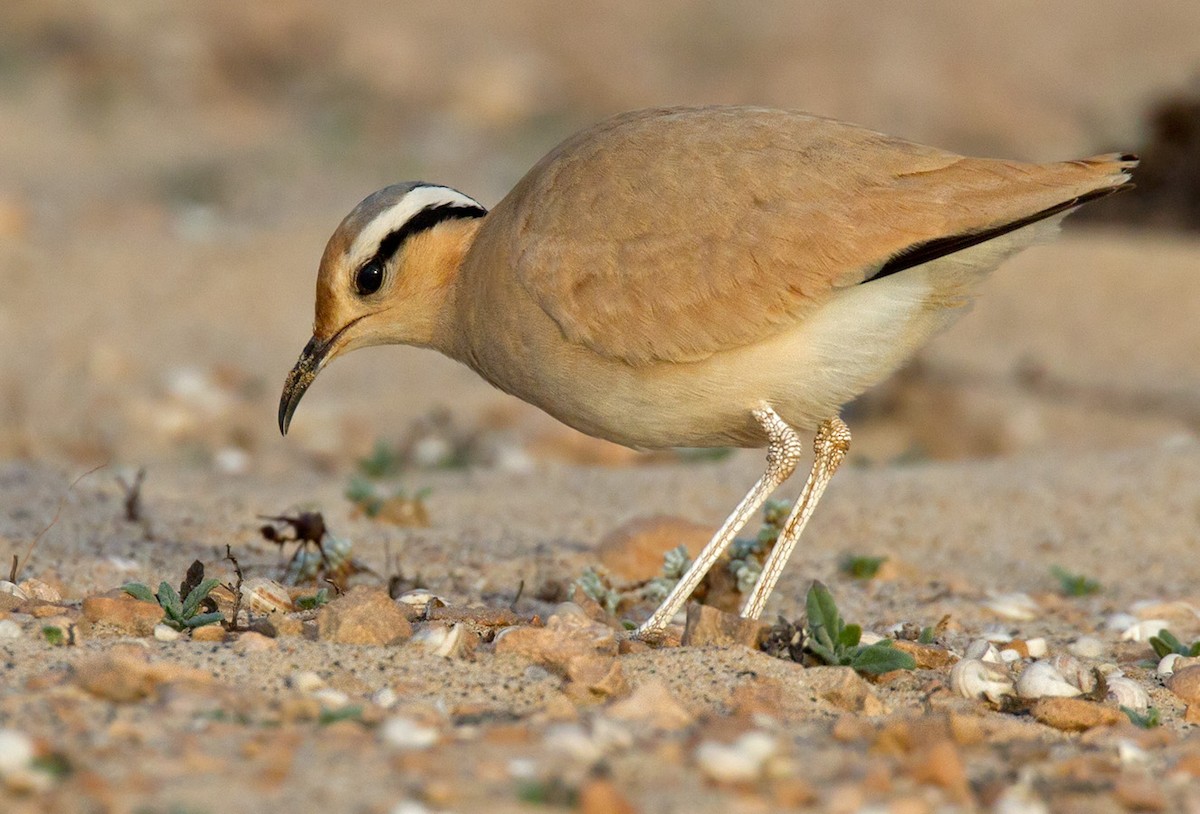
[2,3,1200,812]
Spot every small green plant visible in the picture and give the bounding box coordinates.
[1050,566,1101,597]
[318,705,364,726]
[123,560,224,631]
[642,545,692,603]
[357,440,404,478]
[917,626,936,645]
[804,581,916,675]
[575,567,620,616]
[1149,629,1200,658]
[1122,706,1161,729]
[840,554,887,580]
[295,588,331,611]
[42,625,65,646]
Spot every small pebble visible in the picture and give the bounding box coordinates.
[1068,636,1105,659]
[380,716,439,750]
[372,687,399,709]
[695,731,778,783]
[0,729,34,776]
[153,624,181,642]
[1121,619,1170,642]
[0,620,21,639]
[1166,665,1200,705]
[982,593,1039,621]
[312,688,351,709]
[1104,613,1138,632]
[290,671,326,693]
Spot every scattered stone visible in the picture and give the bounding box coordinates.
[494,609,617,674]
[239,578,294,615]
[595,515,712,581]
[191,624,226,642]
[318,587,413,645]
[18,579,60,602]
[272,615,305,637]
[1030,698,1122,731]
[153,623,181,642]
[606,680,693,731]
[812,667,890,716]
[289,671,326,693]
[0,729,34,777]
[380,716,439,750]
[1113,773,1168,812]
[891,639,956,669]
[73,650,213,702]
[1165,665,1200,705]
[0,581,28,601]
[578,777,637,814]
[909,739,972,804]
[694,731,778,783]
[1069,636,1106,659]
[0,620,21,639]
[982,593,1039,621]
[565,656,629,702]
[82,595,164,637]
[681,603,764,648]
[233,631,277,653]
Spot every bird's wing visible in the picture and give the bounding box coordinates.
[503,106,1131,366]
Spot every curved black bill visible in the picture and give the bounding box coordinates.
[278,336,329,436]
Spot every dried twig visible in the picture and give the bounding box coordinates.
[223,544,245,631]
[116,467,146,523]
[12,463,105,582]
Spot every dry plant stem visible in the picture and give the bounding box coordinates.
[635,405,803,639]
[741,417,851,620]
[223,545,245,631]
[13,462,105,582]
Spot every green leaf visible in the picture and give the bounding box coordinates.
[805,581,843,645]
[122,582,156,603]
[181,578,221,618]
[1150,630,1187,658]
[837,623,863,649]
[1121,706,1161,729]
[184,611,224,629]
[157,581,182,619]
[840,554,886,580]
[1190,642,1200,657]
[318,705,364,726]
[1050,565,1101,597]
[850,642,916,675]
[918,626,935,645]
[42,626,65,646]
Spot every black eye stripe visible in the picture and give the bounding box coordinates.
[372,203,487,268]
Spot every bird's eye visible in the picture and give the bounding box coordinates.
[355,260,384,296]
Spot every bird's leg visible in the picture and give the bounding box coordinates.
[635,405,803,640]
[740,417,851,620]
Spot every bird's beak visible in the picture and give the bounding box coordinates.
[278,334,330,436]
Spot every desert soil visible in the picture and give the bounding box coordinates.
[3,3,1200,813]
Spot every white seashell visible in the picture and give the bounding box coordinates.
[1046,654,1097,693]
[1025,638,1048,658]
[1068,636,1105,659]
[1120,619,1169,642]
[1117,740,1149,765]
[981,626,1014,643]
[950,659,1014,703]
[1104,613,1138,631]
[240,578,293,615]
[412,622,474,658]
[0,581,28,601]
[983,593,1039,621]
[964,639,1003,664]
[1157,653,1183,677]
[1015,661,1082,699]
[153,623,181,642]
[1106,676,1150,713]
[998,648,1023,663]
[380,716,438,750]
[0,620,21,639]
[694,731,778,783]
[395,589,447,613]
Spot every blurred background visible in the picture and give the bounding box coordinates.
[2,0,1199,476]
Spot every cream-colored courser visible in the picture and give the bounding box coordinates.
[279,106,1136,639]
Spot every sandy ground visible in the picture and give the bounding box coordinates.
[3,3,1200,812]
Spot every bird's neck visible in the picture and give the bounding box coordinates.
[427,217,485,356]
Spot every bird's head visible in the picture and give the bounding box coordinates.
[278,182,487,435]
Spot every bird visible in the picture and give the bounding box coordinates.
[278,105,1136,640]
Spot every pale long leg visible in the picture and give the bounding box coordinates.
[635,405,803,640]
[740,417,851,620]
